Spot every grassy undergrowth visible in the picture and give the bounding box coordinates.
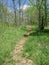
[0,22,26,65]
[22,28,49,65]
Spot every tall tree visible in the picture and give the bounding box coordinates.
[45,0,47,26]
[36,0,42,30]
[12,0,17,25]
[21,0,26,22]
[18,0,21,25]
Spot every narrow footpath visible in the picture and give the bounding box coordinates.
[3,29,33,65]
[12,33,33,65]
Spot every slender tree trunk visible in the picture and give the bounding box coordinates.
[19,0,21,25]
[12,0,17,26]
[45,0,47,26]
[21,0,26,24]
[40,16,44,30]
[37,0,42,30]
[37,0,45,30]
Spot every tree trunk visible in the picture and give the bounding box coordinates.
[12,0,17,26]
[45,0,47,26]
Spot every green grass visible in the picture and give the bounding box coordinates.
[22,29,49,65]
[0,22,26,65]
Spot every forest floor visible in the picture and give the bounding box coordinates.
[12,36,33,65]
[11,30,34,65]
[2,27,34,65]
[1,24,49,65]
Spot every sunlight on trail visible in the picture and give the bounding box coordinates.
[12,36,33,65]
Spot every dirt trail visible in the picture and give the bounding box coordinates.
[9,32,32,65]
[12,35,33,65]
[3,31,33,65]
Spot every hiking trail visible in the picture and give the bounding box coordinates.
[12,32,33,65]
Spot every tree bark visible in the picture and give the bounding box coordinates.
[12,0,17,25]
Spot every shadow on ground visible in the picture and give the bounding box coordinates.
[29,29,49,36]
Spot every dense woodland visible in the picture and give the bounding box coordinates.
[0,0,49,29]
[0,0,49,65]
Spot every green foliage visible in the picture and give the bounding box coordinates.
[0,22,25,65]
[0,0,49,65]
[25,5,38,25]
[22,27,49,65]
[0,2,14,23]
